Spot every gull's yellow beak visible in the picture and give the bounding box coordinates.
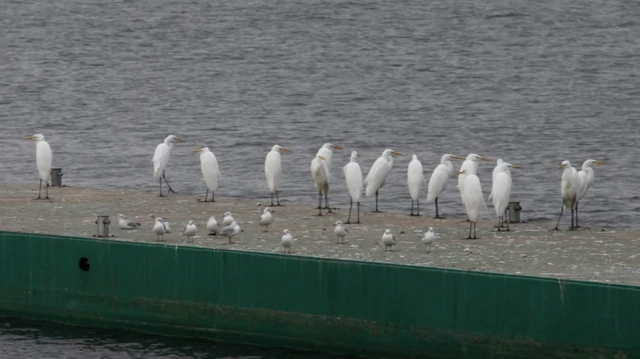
[332,145,344,150]
[391,151,402,156]
[318,155,326,160]
[595,161,606,165]
[451,155,465,160]
[281,148,292,152]
[175,138,185,143]
[24,136,35,141]
[557,164,566,170]
[192,149,201,153]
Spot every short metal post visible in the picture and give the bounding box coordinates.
[95,215,111,237]
[51,168,63,187]
[508,202,521,223]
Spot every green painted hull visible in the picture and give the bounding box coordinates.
[0,231,637,358]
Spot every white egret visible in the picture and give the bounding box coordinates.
[118,214,141,229]
[281,229,294,253]
[183,220,198,242]
[426,154,465,218]
[381,229,396,252]
[310,155,331,215]
[315,143,343,173]
[152,218,167,241]
[152,135,184,197]
[553,160,580,231]
[458,169,487,239]
[458,154,491,220]
[365,149,402,212]
[488,158,506,225]
[265,144,291,206]
[490,162,519,231]
[259,207,275,232]
[422,227,437,252]
[343,151,363,223]
[222,212,235,226]
[333,220,348,244]
[575,159,606,228]
[24,134,53,200]
[407,154,425,216]
[206,216,218,236]
[219,220,240,243]
[193,147,221,202]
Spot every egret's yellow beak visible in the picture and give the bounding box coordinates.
[595,161,606,165]
[391,151,402,156]
[451,155,465,160]
[318,155,326,160]
[332,145,344,150]
[24,136,35,141]
[511,165,521,169]
[281,148,292,152]
[175,138,185,143]
[192,149,201,153]
[557,164,566,170]
[457,170,466,175]
[480,157,492,162]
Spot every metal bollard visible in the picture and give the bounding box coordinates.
[95,215,111,237]
[508,202,522,223]
[51,168,63,187]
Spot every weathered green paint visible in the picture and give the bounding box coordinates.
[0,230,637,358]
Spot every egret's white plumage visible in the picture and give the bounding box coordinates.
[193,147,221,202]
[310,155,332,215]
[259,207,275,232]
[219,220,240,243]
[118,214,141,229]
[365,149,402,212]
[426,154,465,218]
[222,212,235,226]
[381,229,396,252]
[422,227,437,251]
[183,220,198,242]
[343,151,363,223]
[457,153,491,190]
[575,159,605,227]
[333,220,348,244]
[152,135,184,196]
[490,162,516,231]
[152,218,167,241]
[206,216,218,236]
[281,229,294,253]
[488,158,505,201]
[265,144,291,206]
[458,169,487,239]
[25,134,53,200]
[553,160,580,230]
[407,154,424,216]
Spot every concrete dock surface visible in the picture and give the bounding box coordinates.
[1,184,638,286]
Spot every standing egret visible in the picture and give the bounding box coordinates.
[343,151,363,223]
[575,159,605,228]
[152,135,184,197]
[553,161,580,231]
[407,154,425,216]
[182,220,198,242]
[310,155,331,215]
[488,158,506,225]
[24,134,52,200]
[333,220,348,244]
[265,145,291,206]
[259,207,275,232]
[458,154,491,220]
[458,169,487,239]
[381,229,396,252]
[365,149,402,212]
[193,147,221,202]
[311,144,343,210]
[426,154,465,218]
[490,162,518,231]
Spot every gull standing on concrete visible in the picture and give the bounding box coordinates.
[343,151,363,224]
[426,154,465,218]
[118,214,141,229]
[407,154,424,216]
[553,160,580,231]
[489,162,519,231]
[381,229,396,252]
[24,134,52,200]
[193,147,221,202]
[422,227,438,252]
[222,212,235,226]
[206,216,218,236]
[265,144,291,206]
[458,169,487,239]
[152,135,184,197]
[575,159,606,228]
[310,155,331,215]
[333,220,348,244]
[281,229,294,253]
[219,220,240,243]
[183,220,198,242]
[259,207,275,232]
[365,149,402,212]
[152,217,167,241]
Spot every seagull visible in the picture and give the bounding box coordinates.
[118,214,141,230]
[381,229,396,252]
[281,229,294,253]
[183,220,197,242]
[219,220,240,244]
[333,220,348,244]
[152,218,167,241]
[421,227,438,252]
[222,212,235,227]
[206,216,218,236]
[259,207,275,232]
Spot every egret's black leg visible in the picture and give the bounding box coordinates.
[374,190,381,213]
[276,191,281,206]
[570,209,575,230]
[417,199,420,216]
[162,170,175,194]
[473,222,477,239]
[345,198,353,224]
[45,181,49,199]
[434,198,442,219]
[410,200,415,216]
[552,204,564,231]
[36,179,42,200]
[158,177,166,197]
[506,214,510,231]
[467,221,473,239]
[575,202,580,228]
[356,201,360,224]
[270,192,274,206]
[325,194,334,214]
[317,190,323,216]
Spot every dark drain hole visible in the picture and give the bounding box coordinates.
[79,257,90,272]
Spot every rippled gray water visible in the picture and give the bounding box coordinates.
[0,0,639,355]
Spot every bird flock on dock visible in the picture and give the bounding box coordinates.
[25,134,606,251]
